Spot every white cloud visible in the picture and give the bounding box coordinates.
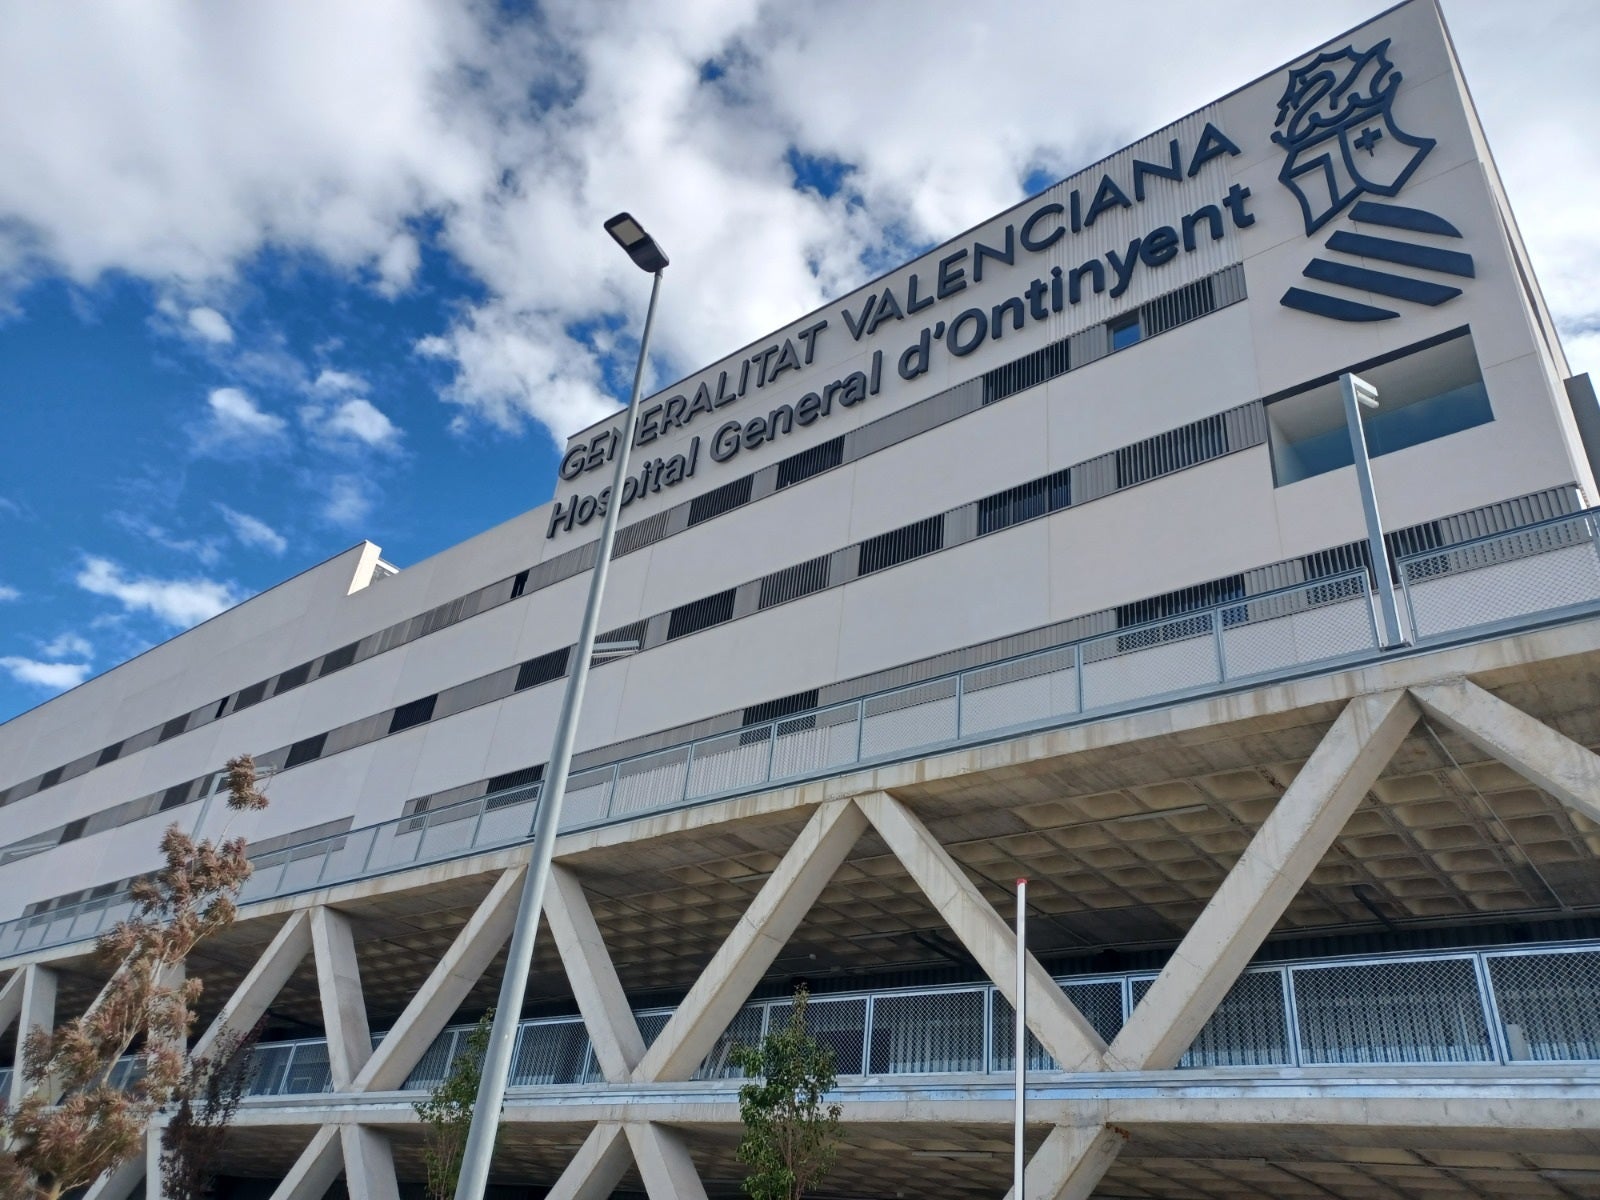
[0,656,91,691]
[110,511,224,565]
[321,475,374,527]
[195,386,288,453]
[312,368,367,395]
[216,503,288,555]
[75,555,241,628]
[0,583,18,601]
[186,305,234,343]
[300,396,401,450]
[39,631,92,659]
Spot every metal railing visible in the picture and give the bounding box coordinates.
[228,940,1600,1099]
[7,509,1600,960]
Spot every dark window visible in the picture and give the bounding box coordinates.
[1117,574,1246,628]
[510,569,530,600]
[775,436,844,490]
[285,733,328,769]
[1109,315,1142,351]
[389,695,437,734]
[1115,414,1228,489]
[96,742,124,767]
[159,782,193,812]
[516,648,570,691]
[215,698,229,719]
[158,714,190,743]
[688,475,754,526]
[233,681,268,712]
[1303,542,1368,581]
[666,588,738,641]
[858,515,945,576]
[274,662,312,696]
[743,690,819,726]
[594,620,648,660]
[758,555,831,610]
[60,818,87,844]
[318,642,359,677]
[38,766,63,791]
[1141,276,1216,338]
[487,765,544,794]
[982,337,1069,405]
[976,468,1071,536]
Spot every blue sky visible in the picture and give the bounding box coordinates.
[1,0,1597,722]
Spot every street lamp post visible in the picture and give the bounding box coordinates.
[1339,371,1407,649]
[453,213,668,1200]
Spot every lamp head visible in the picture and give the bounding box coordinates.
[605,212,669,273]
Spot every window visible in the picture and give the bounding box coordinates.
[59,818,87,844]
[982,338,1069,405]
[510,569,530,600]
[516,648,570,691]
[1267,331,1492,486]
[233,681,268,712]
[758,555,831,610]
[666,588,738,640]
[318,642,359,677]
[96,742,124,767]
[159,782,193,811]
[1109,315,1142,351]
[976,468,1070,536]
[388,695,437,734]
[687,475,754,526]
[858,515,945,576]
[274,663,312,696]
[38,766,63,791]
[285,733,327,769]
[775,436,844,490]
[158,714,190,743]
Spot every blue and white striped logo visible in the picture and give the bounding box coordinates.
[1273,39,1474,322]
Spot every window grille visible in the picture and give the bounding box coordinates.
[274,662,312,696]
[60,818,87,844]
[687,475,754,526]
[388,695,437,734]
[510,569,529,599]
[38,766,62,791]
[515,648,570,692]
[158,783,192,812]
[742,690,820,726]
[976,468,1070,536]
[285,734,327,769]
[1115,412,1229,488]
[158,714,189,742]
[858,515,944,576]
[666,588,737,640]
[486,765,542,796]
[318,642,359,677]
[96,742,123,767]
[233,681,268,712]
[775,436,844,489]
[595,620,647,657]
[757,554,831,610]
[1140,274,1216,338]
[1116,573,1246,628]
[982,337,1069,405]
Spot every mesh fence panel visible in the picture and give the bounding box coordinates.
[1080,614,1220,710]
[767,996,869,1076]
[989,992,1053,1072]
[1220,576,1375,679]
[960,648,1078,738]
[686,727,774,799]
[416,804,480,862]
[860,679,958,759]
[636,1010,671,1049]
[1486,949,1600,1061]
[559,767,616,830]
[867,989,986,1075]
[510,1018,591,1085]
[771,705,860,779]
[475,789,537,844]
[610,747,691,817]
[1131,970,1291,1067]
[403,1028,464,1091]
[317,830,377,886]
[247,1043,294,1095]
[1291,957,1492,1064]
[693,1003,768,1080]
[279,1041,332,1093]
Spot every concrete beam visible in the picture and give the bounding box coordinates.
[312,907,373,1089]
[547,864,646,1082]
[355,866,526,1092]
[543,1122,633,1200]
[9,964,56,1108]
[147,1123,164,1200]
[633,799,867,1083]
[340,1125,401,1200]
[624,1123,710,1200]
[0,968,23,1037]
[79,1153,143,1200]
[193,910,312,1060]
[1411,678,1600,824]
[1002,1123,1124,1200]
[858,791,1107,1073]
[266,1126,344,1200]
[1107,689,1417,1071]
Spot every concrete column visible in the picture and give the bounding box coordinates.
[0,968,24,1038]
[78,1151,145,1200]
[544,1122,633,1200]
[546,864,646,1082]
[1001,1123,1124,1200]
[858,791,1107,1073]
[1410,679,1600,824]
[146,1122,165,1200]
[266,1125,344,1200]
[192,909,312,1059]
[1107,689,1416,1071]
[624,1123,710,1200]
[354,866,525,1092]
[311,906,373,1090]
[632,798,867,1083]
[9,963,56,1108]
[339,1125,401,1200]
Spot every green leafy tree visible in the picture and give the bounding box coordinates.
[729,987,843,1200]
[0,755,268,1200]
[411,1010,495,1200]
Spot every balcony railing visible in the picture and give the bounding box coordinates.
[5,509,1600,961]
[227,940,1600,1098]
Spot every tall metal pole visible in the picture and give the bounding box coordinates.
[1340,371,1406,648]
[1014,877,1027,1200]
[454,268,664,1200]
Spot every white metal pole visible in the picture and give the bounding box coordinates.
[1014,876,1027,1200]
[454,269,664,1200]
[1340,371,1405,647]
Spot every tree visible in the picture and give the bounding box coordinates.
[411,1010,495,1200]
[0,754,268,1200]
[158,1018,264,1200]
[729,987,843,1200]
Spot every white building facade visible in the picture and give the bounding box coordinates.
[4,2,1600,1196]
